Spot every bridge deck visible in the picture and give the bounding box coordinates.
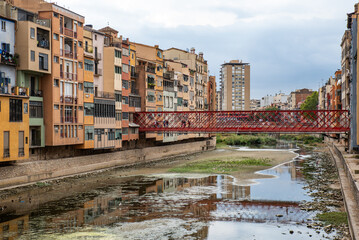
[134,110,350,133]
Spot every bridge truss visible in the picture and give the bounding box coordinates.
[134,110,350,133]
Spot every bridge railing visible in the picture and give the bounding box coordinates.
[133,110,350,133]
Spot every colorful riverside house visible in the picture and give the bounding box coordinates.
[132,43,164,141]
[0,12,30,162]
[13,0,86,152]
[98,26,122,149]
[121,39,130,148]
[14,7,52,158]
[78,26,95,149]
[129,43,141,146]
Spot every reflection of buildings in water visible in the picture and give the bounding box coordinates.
[0,215,29,240]
[219,176,251,200]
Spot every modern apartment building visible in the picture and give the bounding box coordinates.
[0,8,30,162]
[208,76,216,111]
[220,60,250,111]
[14,0,86,150]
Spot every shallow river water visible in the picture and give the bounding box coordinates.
[0,146,337,240]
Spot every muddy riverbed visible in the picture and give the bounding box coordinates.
[0,144,349,239]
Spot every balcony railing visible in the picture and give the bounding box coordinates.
[18,148,25,157]
[95,91,115,99]
[85,45,93,54]
[147,67,156,74]
[61,72,77,81]
[61,116,77,123]
[64,27,74,37]
[30,90,43,97]
[60,95,78,104]
[3,149,9,158]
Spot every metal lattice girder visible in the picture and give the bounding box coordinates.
[134,110,350,133]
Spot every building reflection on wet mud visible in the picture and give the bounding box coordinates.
[0,160,312,239]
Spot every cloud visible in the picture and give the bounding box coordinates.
[55,0,354,98]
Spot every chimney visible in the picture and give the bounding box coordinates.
[190,47,195,54]
[155,45,159,48]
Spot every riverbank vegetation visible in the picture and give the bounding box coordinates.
[169,157,272,174]
[279,134,323,145]
[216,134,277,147]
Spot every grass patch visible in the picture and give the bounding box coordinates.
[169,157,272,174]
[216,134,277,147]
[316,212,348,226]
[35,182,51,187]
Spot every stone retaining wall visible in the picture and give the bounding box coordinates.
[0,137,216,190]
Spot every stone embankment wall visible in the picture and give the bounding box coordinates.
[0,138,216,190]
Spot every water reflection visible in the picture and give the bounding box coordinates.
[0,152,330,239]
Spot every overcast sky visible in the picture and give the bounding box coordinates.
[55,0,355,99]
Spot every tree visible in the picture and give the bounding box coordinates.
[300,91,319,121]
[300,91,319,110]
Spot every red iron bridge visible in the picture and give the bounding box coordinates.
[133,110,350,133]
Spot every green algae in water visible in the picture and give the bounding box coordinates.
[316,212,348,226]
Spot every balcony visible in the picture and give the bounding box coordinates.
[64,27,74,38]
[61,72,77,81]
[95,52,102,60]
[60,95,77,104]
[84,45,93,57]
[0,52,17,66]
[3,149,9,158]
[147,67,156,74]
[18,148,25,157]
[61,116,77,123]
[94,68,103,76]
[95,91,115,99]
[30,90,43,97]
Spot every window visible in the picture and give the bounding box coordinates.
[122,64,129,73]
[54,104,59,110]
[24,103,28,114]
[116,111,121,121]
[78,62,83,69]
[78,41,82,47]
[24,100,36,123]
[9,99,22,122]
[39,53,48,70]
[18,131,24,157]
[184,85,189,93]
[94,34,97,40]
[53,33,59,40]
[108,129,115,140]
[54,56,59,63]
[84,82,94,94]
[1,43,10,52]
[157,50,162,59]
[115,93,122,102]
[54,125,59,133]
[147,92,155,102]
[115,66,121,74]
[122,96,129,104]
[115,49,121,58]
[30,28,35,39]
[1,20,6,32]
[3,131,9,158]
[85,126,94,140]
[31,50,35,62]
[54,79,59,87]
[53,12,59,18]
[84,103,94,116]
[122,80,129,90]
[122,112,129,120]
[122,48,129,56]
[78,22,83,27]
[78,83,83,90]
[122,127,128,135]
[84,59,94,71]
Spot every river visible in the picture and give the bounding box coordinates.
[0,145,340,239]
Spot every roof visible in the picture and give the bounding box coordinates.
[221,62,249,66]
[98,26,118,34]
